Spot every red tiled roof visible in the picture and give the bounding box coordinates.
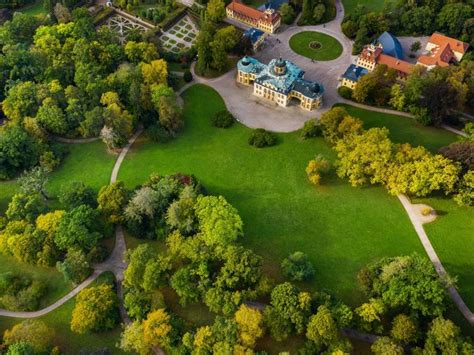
[428,32,469,55]
[226,0,280,24]
[227,1,264,21]
[378,54,414,75]
[359,46,382,63]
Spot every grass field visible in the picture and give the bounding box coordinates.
[16,0,47,17]
[289,31,343,61]
[0,273,123,353]
[342,0,390,14]
[119,84,426,306]
[0,141,116,214]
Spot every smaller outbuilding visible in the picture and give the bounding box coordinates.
[340,64,369,89]
[243,27,266,50]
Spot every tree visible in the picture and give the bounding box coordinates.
[371,337,404,355]
[6,342,36,355]
[194,195,243,246]
[235,305,264,348]
[461,122,474,141]
[97,182,129,224]
[119,321,149,354]
[143,308,172,348]
[279,3,296,24]
[3,320,54,352]
[306,305,339,347]
[335,128,393,187]
[410,41,421,52]
[306,154,330,186]
[436,3,473,38]
[248,129,276,147]
[359,254,448,317]
[196,17,215,74]
[313,3,326,23]
[124,244,155,289]
[391,314,417,344]
[210,26,240,71]
[71,284,119,334]
[281,251,315,281]
[424,317,473,354]
[439,142,474,173]
[165,185,197,235]
[141,59,168,87]
[150,84,183,135]
[142,255,171,292]
[319,107,349,144]
[55,205,103,252]
[124,41,159,64]
[0,125,40,180]
[301,119,322,139]
[56,249,91,285]
[18,167,49,200]
[355,298,385,333]
[54,2,71,23]
[36,98,67,135]
[301,0,313,23]
[6,193,45,222]
[454,171,473,207]
[59,182,96,209]
[207,0,225,23]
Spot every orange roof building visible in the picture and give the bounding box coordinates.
[226,0,281,33]
[356,44,414,79]
[417,33,469,70]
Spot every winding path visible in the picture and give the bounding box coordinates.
[0,0,471,337]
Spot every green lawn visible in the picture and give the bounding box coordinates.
[342,0,391,14]
[119,84,425,306]
[0,141,116,214]
[0,273,124,353]
[289,31,343,61]
[16,0,47,17]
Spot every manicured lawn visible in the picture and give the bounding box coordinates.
[342,0,392,14]
[119,84,424,306]
[289,31,343,61]
[335,104,457,152]
[0,273,124,353]
[16,0,47,17]
[0,141,116,214]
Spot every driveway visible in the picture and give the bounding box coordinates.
[193,0,356,132]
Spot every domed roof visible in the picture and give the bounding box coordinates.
[377,32,404,59]
[275,57,286,67]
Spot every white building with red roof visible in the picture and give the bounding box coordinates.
[226,0,281,33]
[417,33,469,70]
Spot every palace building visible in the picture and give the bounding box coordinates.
[237,56,324,111]
[226,0,281,33]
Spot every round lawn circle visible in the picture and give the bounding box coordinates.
[289,31,343,61]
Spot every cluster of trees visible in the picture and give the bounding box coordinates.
[196,0,241,75]
[318,107,472,205]
[298,0,334,26]
[0,170,119,286]
[347,62,474,127]
[0,272,46,311]
[342,0,474,54]
[0,9,183,179]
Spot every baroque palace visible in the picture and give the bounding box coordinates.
[236,56,324,111]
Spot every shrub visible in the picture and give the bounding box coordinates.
[0,273,46,311]
[338,86,353,100]
[248,129,276,148]
[301,119,322,139]
[306,154,330,185]
[211,110,235,128]
[281,251,315,281]
[59,182,96,209]
[421,207,432,216]
[183,70,193,83]
[146,124,171,143]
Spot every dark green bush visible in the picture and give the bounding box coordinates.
[0,273,46,311]
[281,251,315,281]
[337,86,353,100]
[301,119,322,139]
[146,124,172,143]
[248,129,276,148]
[211,110,235,128]
[183,70,193,83]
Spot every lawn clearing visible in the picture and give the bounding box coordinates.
[16,0,47,18]
[119,84,425,306]
[342,0,393,14]
[289,31,343,61]
[0,273,123,353]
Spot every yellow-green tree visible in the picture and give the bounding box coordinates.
[4,320,54,352]
[207,0,226,23]
[306,154,330,185]
[71,284,119,334]
[235,304,264,348]
[143,308,172,348]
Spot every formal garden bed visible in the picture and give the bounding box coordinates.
[159,14,198,53]
[289,31,343,60]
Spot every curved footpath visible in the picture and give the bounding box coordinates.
[0,0,471,340]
